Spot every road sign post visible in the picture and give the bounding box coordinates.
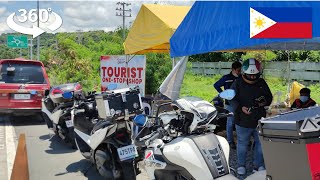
[7,35,28,48]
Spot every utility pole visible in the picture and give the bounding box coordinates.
[116,2,132,41]
[76,30,83,44]
[37,0,40,61]
[29,38,33,60]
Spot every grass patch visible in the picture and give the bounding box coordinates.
[180,72,320,104]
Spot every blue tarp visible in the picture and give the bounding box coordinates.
[170,1,320,57]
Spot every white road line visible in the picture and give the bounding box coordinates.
[5,116,17,180]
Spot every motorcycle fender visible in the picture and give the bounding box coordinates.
[52,109,63,124]
[41,100,53,120]
[74,128,91,147]
[89,127,110,150]
[163,137,213,180]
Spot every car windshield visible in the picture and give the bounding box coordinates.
[0,62,46,84]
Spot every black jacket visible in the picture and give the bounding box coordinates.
[291,98,316,109]
[230,77,273,128]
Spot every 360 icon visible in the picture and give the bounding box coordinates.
[6,8,63,38]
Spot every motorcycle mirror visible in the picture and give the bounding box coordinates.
[219,89,236,100]
[44,89,50,96]
[133,114,148,127]
[62,91,73,99]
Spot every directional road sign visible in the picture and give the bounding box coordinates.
[7,35,28,48]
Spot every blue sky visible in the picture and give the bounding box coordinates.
[0,1,194,34]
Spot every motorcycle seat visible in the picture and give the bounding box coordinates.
[92,120,113,132]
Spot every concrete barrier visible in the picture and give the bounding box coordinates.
[10,134,29,180]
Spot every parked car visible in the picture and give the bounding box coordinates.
[0,58,50,116]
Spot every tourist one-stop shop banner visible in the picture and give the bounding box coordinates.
[100,55,146,96]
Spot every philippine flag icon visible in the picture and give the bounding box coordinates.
[250,7,312,38]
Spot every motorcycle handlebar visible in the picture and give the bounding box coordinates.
[148,132,160,143]
[217,112,234,119]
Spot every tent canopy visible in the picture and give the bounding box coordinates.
[170,1,320,57]
[124,4,190,55]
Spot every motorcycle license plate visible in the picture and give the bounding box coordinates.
[117,144,138,161]
[65,120,73,128]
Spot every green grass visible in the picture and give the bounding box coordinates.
[180,72,320,104]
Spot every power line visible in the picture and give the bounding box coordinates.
[116,2,132,41]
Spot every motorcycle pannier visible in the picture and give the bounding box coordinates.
[258,106,320,180]
[95,87,143,121]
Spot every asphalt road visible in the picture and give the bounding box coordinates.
[1,115,147,180]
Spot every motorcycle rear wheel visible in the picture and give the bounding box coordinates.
[95,146,121,180]
[94,145,136,180]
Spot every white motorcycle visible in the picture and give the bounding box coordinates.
[133,89,239,180]
[73,86,144,179]
[42,83,83,148]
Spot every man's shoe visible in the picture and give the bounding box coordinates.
[237,166,246,175]
[253,166,265,173]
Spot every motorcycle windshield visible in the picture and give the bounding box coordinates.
[175,97,217,119]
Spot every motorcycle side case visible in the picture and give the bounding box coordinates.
[49,83,82,104]
[258,106,320,180]
[95,87,143,120]
[163,133,230,180]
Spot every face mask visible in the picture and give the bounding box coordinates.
[300,96,309,103]
[232,72,239,77]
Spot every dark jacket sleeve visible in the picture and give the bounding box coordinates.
[214,75,226,93]
[262,79,273,107]
[229,79,240,110]
[291,100,297,109]
[310,99,317,106]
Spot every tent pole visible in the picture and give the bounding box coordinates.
[286,49,291,106]
[172,58,175,69]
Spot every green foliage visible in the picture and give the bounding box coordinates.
[241,50,277,61]
[2,30,320,95]
[180,71,320,104]
[145,53,172,94]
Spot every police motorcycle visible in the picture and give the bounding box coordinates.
[132,89,239,180]
[73,86,144,179]
[42,83,82,148]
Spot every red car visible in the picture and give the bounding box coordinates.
[0,58,50,115]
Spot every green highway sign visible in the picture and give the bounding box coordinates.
[7,35,28,48]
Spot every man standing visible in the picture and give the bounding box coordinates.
[230,58,273,175]
[214,61,242,149]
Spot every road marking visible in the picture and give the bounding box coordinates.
[4,116,17,180]
[0,117,7,180]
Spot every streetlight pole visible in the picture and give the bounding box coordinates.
[37,0,40,61]
[116,2,132,41]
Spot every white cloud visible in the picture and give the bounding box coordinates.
[0,7,6,15]
[56,1,193,32]
[0,1,194,34]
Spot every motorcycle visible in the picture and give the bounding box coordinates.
[73,86,144,179]
[132,89,238,180]
[42,83,82,148]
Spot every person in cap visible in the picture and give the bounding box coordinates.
[291,87,316,109]
[214,61,242,149]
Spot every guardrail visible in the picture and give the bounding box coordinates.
[192,61,320,82]
[10,134,29,180]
